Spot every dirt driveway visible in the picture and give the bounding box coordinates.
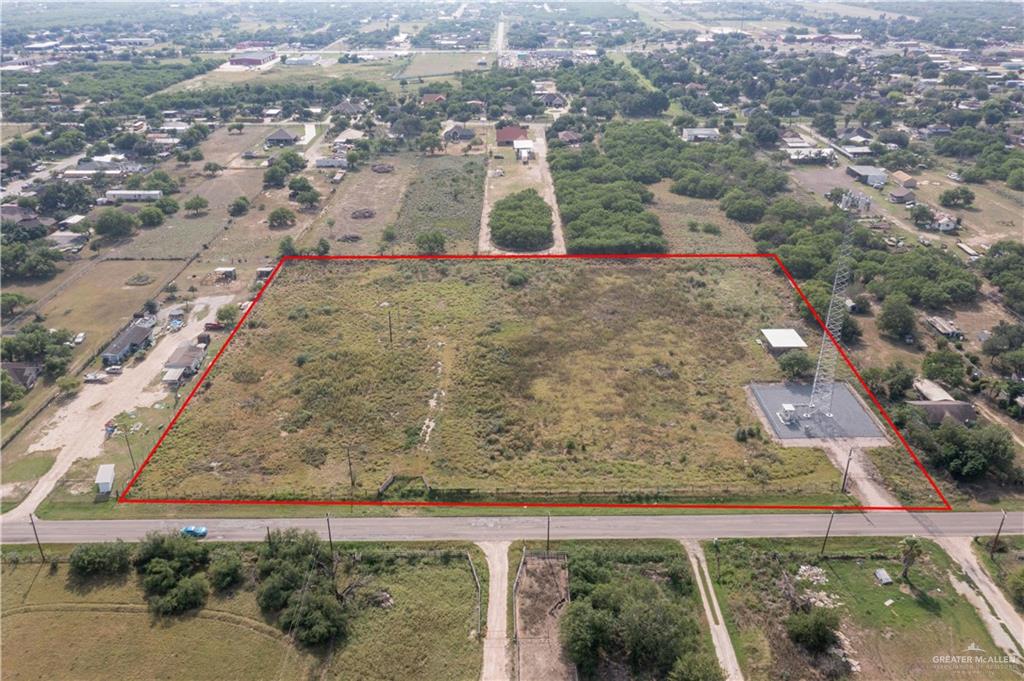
[478,123,566,255]
[479,541,511,681]
[3,295,233,520]
[515,553,574,681]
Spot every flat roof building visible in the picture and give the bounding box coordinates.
[760,328,808,352]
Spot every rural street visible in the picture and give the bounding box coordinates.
[2,511,1020,544]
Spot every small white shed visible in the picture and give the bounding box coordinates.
[760,328,807,356]
[95,464,116,494]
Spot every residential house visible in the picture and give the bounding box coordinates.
[105,190,162,202]
[536,92,567,107]
[265,128,299,146]
[332,99,365,116]
[164,342,206,375]
[495,125,529,146]
[681,128,721,142]
[444,124,475,143]
[928,211,960,233]
[0,203,55,230]
[2,362,43,390]
[889,186,916,204]
[101,323,153,365]
[906,400,976,425]
[315,156,349,169]
[420,93,447,106]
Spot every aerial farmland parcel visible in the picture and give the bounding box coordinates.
[127,257,862,506]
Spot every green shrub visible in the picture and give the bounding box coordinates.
[785,607,839,653]
[208,547,244,591]
[150,574,209,615]
[68,541,132,577]
[489,189,554,251]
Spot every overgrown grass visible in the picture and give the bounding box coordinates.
[129,258,842,505]
[389,155,485,252]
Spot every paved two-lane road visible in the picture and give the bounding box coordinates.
[2,511,1020,544]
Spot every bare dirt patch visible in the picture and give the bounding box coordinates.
[515,554,574,681]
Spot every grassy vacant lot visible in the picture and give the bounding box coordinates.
[401,52,492,78]
[0,541,484,681]
[129,257,845,505]
[299,153,420,255]
[387,155,485,253]
[113,168,265,260]
[711,537,1018,681]
[649,180,756,253]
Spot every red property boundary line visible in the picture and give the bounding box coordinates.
[119,253,952,512]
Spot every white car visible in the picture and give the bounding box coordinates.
[73,332,86,345]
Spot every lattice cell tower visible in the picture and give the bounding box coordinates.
[803,227,854,420]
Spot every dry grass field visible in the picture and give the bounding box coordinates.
[400,52,493,78]
[128,257,845,505]
[1,543,484,681]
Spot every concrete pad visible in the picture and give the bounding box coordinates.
[750,382,884,440]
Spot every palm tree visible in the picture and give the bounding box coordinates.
[900,535,923,581]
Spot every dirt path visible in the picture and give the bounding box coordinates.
[515,554,574,681]
[2,296,233,520]
[937,536,1024,657]
[821,440,902,508]
[682,540,744,681]
[478,541,511,681]
[477,124,566,255]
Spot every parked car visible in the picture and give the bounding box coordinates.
[73,332,86,345]
[105,365,123,375]
[204,322,225,331]
[947,172,963,183]
[180,526,208,538]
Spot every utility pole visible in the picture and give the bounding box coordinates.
[347,451,355,492]
[840,448,853,494]
[546,515,550,556]
[123,428,137,473]
[28,514,45,561]
[991,509,1007,557]
[820,511,836,556]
